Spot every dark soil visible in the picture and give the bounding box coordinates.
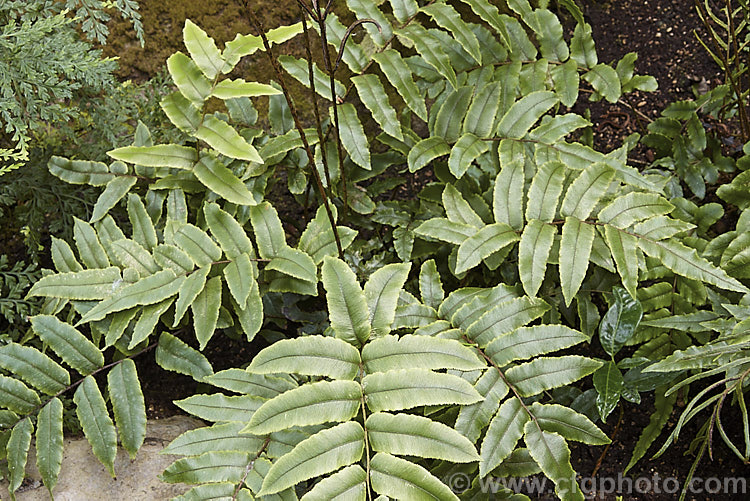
[107,0,749,499]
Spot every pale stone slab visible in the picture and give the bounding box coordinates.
[0,415,204,501]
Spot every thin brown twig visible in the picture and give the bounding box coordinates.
[242,2,343,258]
[592,405,624,478]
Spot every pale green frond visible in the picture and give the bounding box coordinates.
[31,315,103,375]
[260,128,318,162]
[213,79,280,99]
[172,483,240,501]
[174,267,209,326]
[194,154,257,205]
[166,51,212,104]
[464,83,502,141]
[370,452,459,501]
[223,254,254,309]
[250,202,286,259]
[432,86,474,143]
[154,244,194,274]
[479,398,529,477]
[204,202,254,257]
[422,2,482,63]
[598,193,674,229]
[525,161,567,223]
[346,0,392,46]
[7,418,33,497]
[51,237,83,273]
[506,356,603,397]
[0,374,41,414]
[259,422,365,496]
[234,282,263,342]
[457,0,510,46]
[455,369,509,443]
[127,195,158,251]
[419,260,444,309]
[518,220,556,297]
[0,343,70,395]
[74,217,109,269]
[530,402,610,445]
[389,0,418,23]
[322,257,371,347]
[161,451,252,484]
[203,370,296,398]
[486,325,589,367]
[559,217,595,307]
[245,380,361,435]
[160,91,201,133]
[464,296,550,347]
[362,335,484,373]
[29,268,122,300]
[108,145,197,169]
[298,206,357,264]
[523,424,584,501]
[560,163,615,220]
[408,136,450,173]
[79,270,185,324]
[583,64,621,103]
[530,9,568,61]
[372,49,428,121]
[492,448,541,478]
[162,422,265,457]
[173,223,222,266]
[493,161,525,230]
[352,74,403,141]
[414,218,474,245]
[570,23,597,68]
[497,91,558,138]
[107,359,146,459]
[449,133,489,179]
[90,176,137,223]
[364,263,411,337]
[111,239,158,278]
[104,309,137,348]
[247,336,361,380]
[443,184,484,228]
[398,24,458,90]
[604,225,639,299]
[638,238,749,293]
[155,332,214,381]
[191,275,222,349]
[367,412,479,462]
[455,223,520,275]
[392,303,439,329]
[175,393,264,423]
[183,19,224,79]
[529,115,590,144]
[265,246,317,283]
[335,103,371,171]
[74,376,117,477]
[36,399,63,496]
[279,55,345,99]
[48,156,113,186]
[301,464,366,501]
[196,115,262,163]
[363,369,481,412]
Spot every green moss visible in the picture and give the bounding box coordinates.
[104,0,352,126]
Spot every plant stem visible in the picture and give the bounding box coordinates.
[243,3,344,258]
[297,6,335,200]
[315,2,349,221]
